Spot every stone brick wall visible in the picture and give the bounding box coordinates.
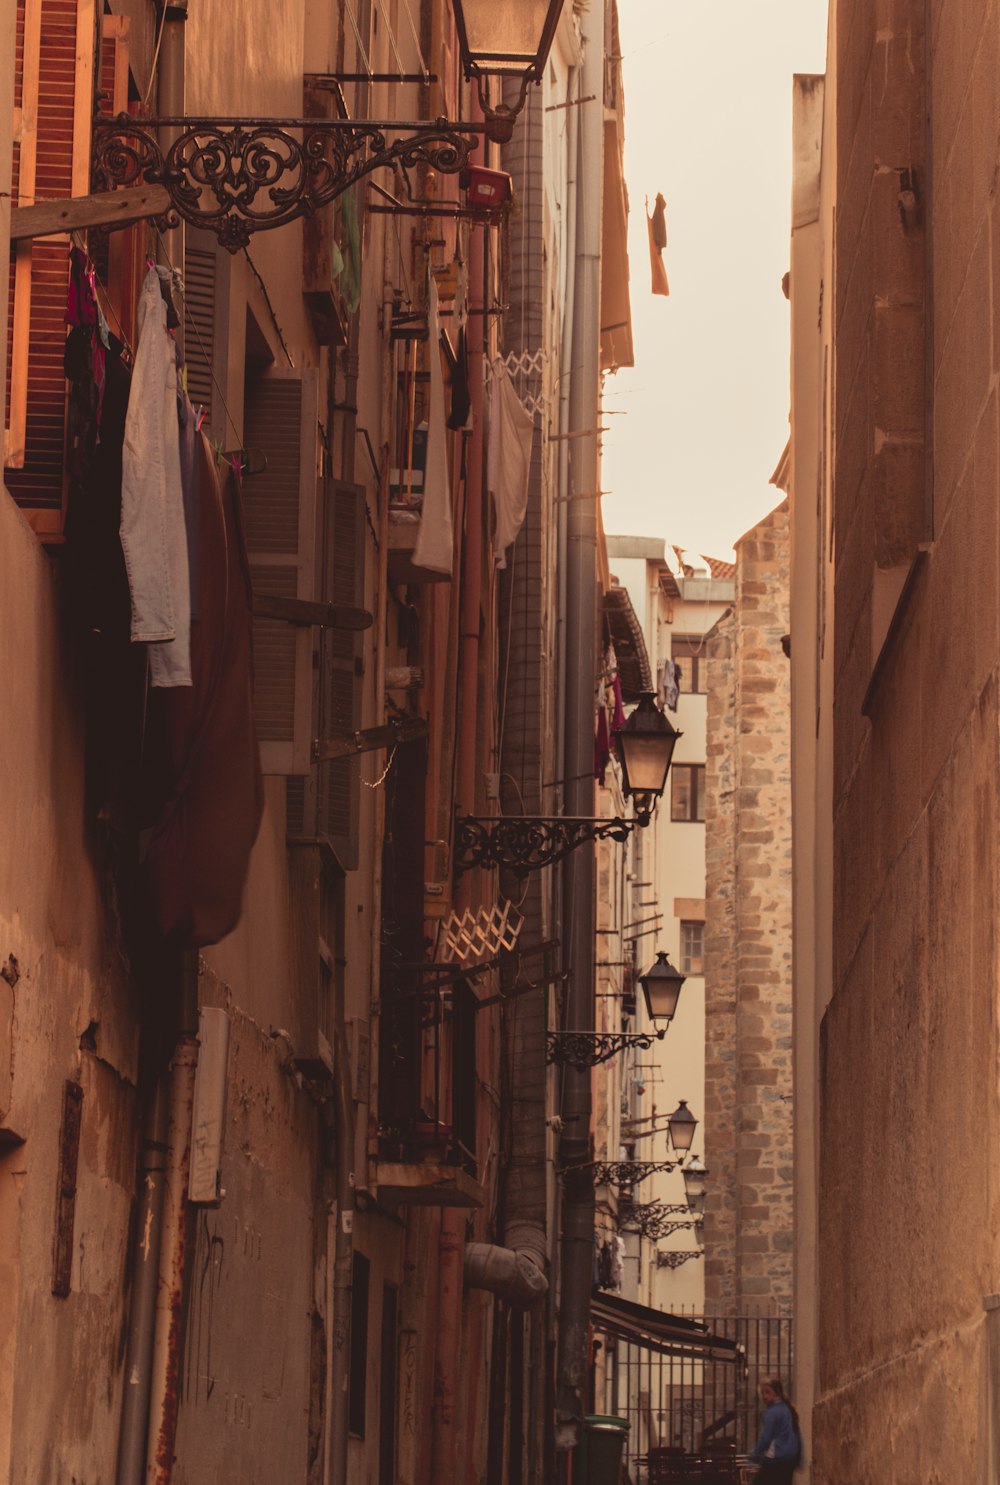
[704,501,793,1314]
[810,3,1000,1480]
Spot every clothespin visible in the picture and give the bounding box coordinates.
[195,405,206,432]
[213,438,224,469]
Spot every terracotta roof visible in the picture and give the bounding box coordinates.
[701,555,736,581]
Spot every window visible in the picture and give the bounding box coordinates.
[671,764,705,822]
[671,634,707,694]
[680,920,704,975]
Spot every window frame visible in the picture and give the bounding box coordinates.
[670,763,706,823]
[671,633,708,695]
[679,919,705,976]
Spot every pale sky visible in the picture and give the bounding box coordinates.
[601,0,829,562]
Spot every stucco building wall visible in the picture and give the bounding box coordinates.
[703,502,793,1314]
[804,2,1000,1477]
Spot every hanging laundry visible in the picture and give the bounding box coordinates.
[448,326,472,430]
[64,258,147,830]
[611,674,627,734]
[412,275,454,575]
[120,266,192,688]
[659,658,681,713]
[488,358,534,567]
[647,191,669,298]
[144,444,263,947]
[611,1233,626,1290]
[447,258,472,431]
[595,702,611,783]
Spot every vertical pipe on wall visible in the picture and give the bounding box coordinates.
[115,1081,168,1485]
[144,1012,198,1485]
[555,0,603,1452]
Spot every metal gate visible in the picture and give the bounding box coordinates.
[601,1311,793,1481]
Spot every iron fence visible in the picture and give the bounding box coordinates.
[599,1310,793,1482]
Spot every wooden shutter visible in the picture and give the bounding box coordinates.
[5,0,97,535]
[94,15,148,354]
[183,244,216,430]
[318,479,367,867]
[243,366,319,775]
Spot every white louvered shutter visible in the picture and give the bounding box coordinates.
[243,367,319,775]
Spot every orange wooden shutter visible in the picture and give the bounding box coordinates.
[242,367,320,776]
[5,0,97,536]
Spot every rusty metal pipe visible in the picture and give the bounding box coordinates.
[144,1030,198,1485]
[328,1012,356,1485]
[115,1079,169,1485]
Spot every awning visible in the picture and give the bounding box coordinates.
[603,586,652,701]
[591,1291,744,1366]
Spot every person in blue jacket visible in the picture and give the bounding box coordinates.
[748,1376,801,1483]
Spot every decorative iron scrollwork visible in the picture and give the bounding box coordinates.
[589,1160,680,1188]
[455,815,634,876]
[546,1029,665,1069]
[92,114,485,250]
[654,1249,704,1270]
[619,1200,700,1241]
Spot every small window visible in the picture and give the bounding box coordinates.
[349,1251,370,1436]
[680,920,704,975]
[671,764,705,823]
[671,635,707,694]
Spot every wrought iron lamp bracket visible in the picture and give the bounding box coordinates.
[546,1029,665,1069]
[654,1249,704,1270]
[92,113,487,251]
[455,815,639,876]
[589,1160,679,1188]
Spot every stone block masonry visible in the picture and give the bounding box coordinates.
[703,501,793,1315]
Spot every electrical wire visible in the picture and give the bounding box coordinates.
[141,3,168,108]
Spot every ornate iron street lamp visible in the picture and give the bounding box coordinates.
[92,0,566,249]
[547,951,688,1068]
[457,694,681,875]
[638,952,686,1028]
[452,0,566,141]
[615,693,682,824]
[619,1200,700,1242]
[665,1098,697,1154]
[682,1155,709,1216]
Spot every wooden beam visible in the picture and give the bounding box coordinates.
[313,717,427,763]
[10,184,171,242]
[253,592,374,631]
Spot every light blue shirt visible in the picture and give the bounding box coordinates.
[749,1400,799,1464]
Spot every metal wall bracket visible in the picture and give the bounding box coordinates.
[92,113,486,251]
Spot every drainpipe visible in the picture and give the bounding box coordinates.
[156,0,187,355]
[145,954,199,1485]
[328,1008,355,1485]
[326,295,364,1485]
[429,155,489,1485]
[555,63,580,816]
[115,1081,168,1485]
[555,0,602,1453]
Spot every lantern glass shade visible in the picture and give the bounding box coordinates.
[666,1099,698,1154]
[614,693,682,803]
[682,1156,708,1209]
[453,0,564,74]
[639,951,686,1026]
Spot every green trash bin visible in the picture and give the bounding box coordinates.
[573,1414,630,1485]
